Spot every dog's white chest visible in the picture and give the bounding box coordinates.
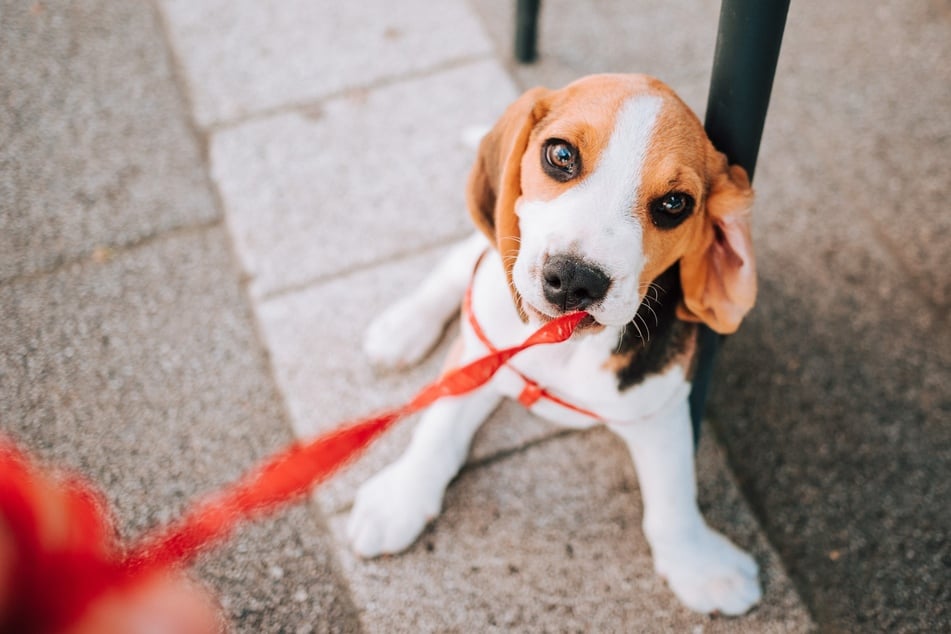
[465,256,690,428]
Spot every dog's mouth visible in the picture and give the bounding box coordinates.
[522,301,603,333]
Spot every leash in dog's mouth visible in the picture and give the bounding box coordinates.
[524,301,601,333]
[576,313,601,330]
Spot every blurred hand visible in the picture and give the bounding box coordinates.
[0,438,224,633]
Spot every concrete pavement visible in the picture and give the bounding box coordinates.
[2,0,946,632]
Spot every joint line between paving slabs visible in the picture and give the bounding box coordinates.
[0,219,224,291]
[462,428,580,474]
[332,429,579,518]
[147,1,214,164]
[257,231,475,303]
[204,52,497,134]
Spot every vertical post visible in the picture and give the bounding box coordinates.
[690,0,790,444]
[515,0,541,63]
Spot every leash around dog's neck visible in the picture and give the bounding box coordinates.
[123,303,588,570]
[463,255,603,421]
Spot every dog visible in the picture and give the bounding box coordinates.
[348,74,760,615]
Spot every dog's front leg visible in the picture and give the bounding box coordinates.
[363,232,488,369]
[348,386,501,558]
[610,398,762,615]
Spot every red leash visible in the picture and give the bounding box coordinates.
[463,283,602,419]
[1,308,586,631]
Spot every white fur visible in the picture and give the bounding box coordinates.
[514,96,661,327]
[363,233,487,369]
[349,95,761,616]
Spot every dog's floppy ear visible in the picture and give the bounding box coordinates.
[467,87,550,317]
[677,153,756,334]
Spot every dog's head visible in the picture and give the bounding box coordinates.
[467,74,755,334]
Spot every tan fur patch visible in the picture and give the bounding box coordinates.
[602,349,635,373]
[604,322,699,379]
[635,88,713,286]
[518,75,661,203]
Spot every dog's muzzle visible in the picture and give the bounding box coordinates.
[541,254,611,312]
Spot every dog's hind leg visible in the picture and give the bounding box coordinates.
[364,232,488,369]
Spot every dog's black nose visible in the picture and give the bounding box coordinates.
[541,255,611,311]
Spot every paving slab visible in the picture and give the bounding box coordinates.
[209,60,518,298]
[0,0,218,282]
[0,229,360,633]
[255,248,559,516]
[159,0,494,128]
[325,428,811,633]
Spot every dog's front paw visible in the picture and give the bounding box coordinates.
[363,300,443,370]
[651,526,761,615]
[347,461,442,558]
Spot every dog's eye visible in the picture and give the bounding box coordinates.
[547,143,574,168]
[542,139,581,181]
[649,192,695,228]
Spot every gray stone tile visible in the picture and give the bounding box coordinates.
[255,248,558,515]
[159,0,494,127]
[0,1,218,283]
[326,429,812,632]
[210,60,518,298]
[0,229,359,633]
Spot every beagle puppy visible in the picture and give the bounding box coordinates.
[349,74,760,615]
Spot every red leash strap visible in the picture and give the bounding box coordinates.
[1,310,586,630]
[463,284,603,420]
[120,415,398,574]
[123,309,587,574]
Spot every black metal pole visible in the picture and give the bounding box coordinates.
[690,0,790,444]
[515,0,541,63]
